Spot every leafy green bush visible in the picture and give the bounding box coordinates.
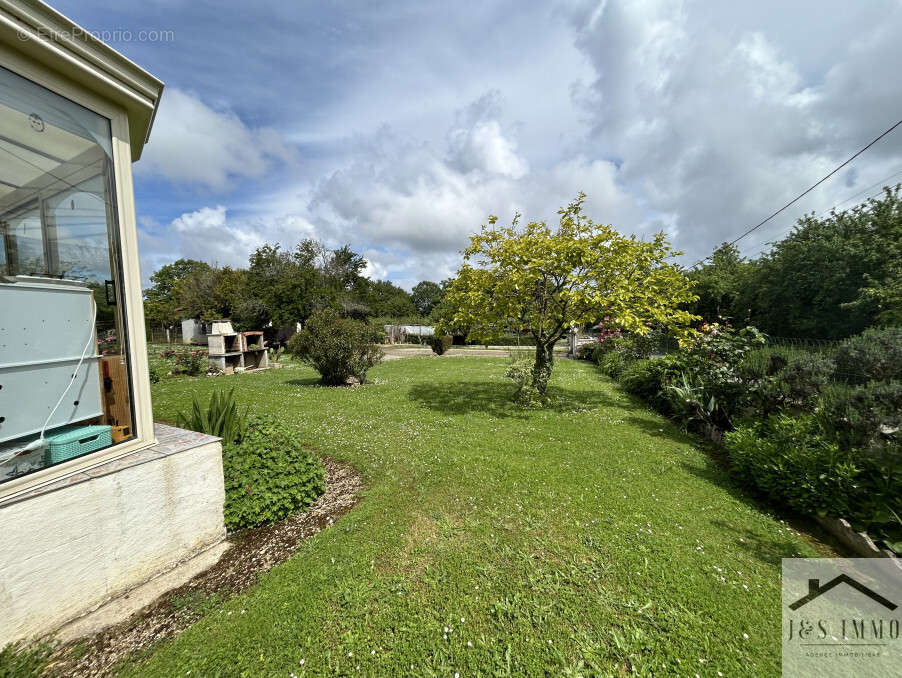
[619,357,680,410]
[504,355,543,406]
[426,334,453,355]
[176,388,248,444]
[776,353,836,408]
[607,335,647,361]
[222,416,326,530]
[725,415,860,517]
[665,324,767,427]
[149,362,164,384]
[834,326,902,384]
[596,350,631,379]
[816,381,902,453]
[287,308,384,385]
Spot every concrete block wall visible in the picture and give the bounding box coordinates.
[0,434,225,645]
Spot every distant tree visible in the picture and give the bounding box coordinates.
[745,185,902,338]
[244,243,319,328]
[143,258,212,328]
[843,264,902,327]
[411,280,444,317]
[439,194,698,399]
[364,279,416,318]
[175,266,222,320]
[687,243,750,323]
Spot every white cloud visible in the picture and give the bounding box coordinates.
[564,0,902,261]
[303,92,642,284]
[138,205,319,285]
[131,0,902,286]
[136,89,294,191]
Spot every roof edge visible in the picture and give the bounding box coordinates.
[0,0,164,160]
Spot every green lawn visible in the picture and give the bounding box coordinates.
[130,357,827,677]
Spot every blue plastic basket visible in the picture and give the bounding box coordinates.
[44,425,112,464]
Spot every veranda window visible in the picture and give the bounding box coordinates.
[0,64,134,483]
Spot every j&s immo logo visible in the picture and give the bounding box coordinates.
[783,558,901,677]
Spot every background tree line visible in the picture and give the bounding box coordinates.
[687,185,902,339]
[143,238,449,333]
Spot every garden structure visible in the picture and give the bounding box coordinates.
[205,321,269,373]
[0,0,227,648]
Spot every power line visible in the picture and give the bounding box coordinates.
[736,176,902,258]
[831,167,902,211]
[690,115,902,269]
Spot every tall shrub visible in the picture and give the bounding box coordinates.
[287,308,384,385]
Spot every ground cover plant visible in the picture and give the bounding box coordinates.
[123,356,829,677]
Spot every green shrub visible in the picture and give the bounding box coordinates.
[149,362,164,384]
[834,326,902,384]
[724,415,860,517]
[816,381,902,453]
[776,353,836,408]
[222,416,326,530]
[176,388,248,445]
[670,325,767,427]
[608,335,647,361]
[619,357,680,410]
[287,309,383,385]
[503,355,538,404]
[426,335,453,355]
[596,351,631,379]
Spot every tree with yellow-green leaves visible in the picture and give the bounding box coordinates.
[437,194,699,400]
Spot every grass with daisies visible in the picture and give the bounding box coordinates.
[122,356,831,676]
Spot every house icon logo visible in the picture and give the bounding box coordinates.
[789,574,898,611]
[783,559,901,674]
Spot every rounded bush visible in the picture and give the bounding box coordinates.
[834,326,902,384]
[597,351,630,379]
[426,334,453,355]
[287,308,383,385]
[222,416,326,530]
[776,353,835,407]
[619,357,680,409]
[816,380,902,452]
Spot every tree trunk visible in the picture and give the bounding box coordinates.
[532,341,554,396]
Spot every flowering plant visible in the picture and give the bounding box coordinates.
[97,331,119,355]
[594,317,622,343]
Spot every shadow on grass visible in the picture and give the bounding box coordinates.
[408,380,618,418]
[707,516,812,564]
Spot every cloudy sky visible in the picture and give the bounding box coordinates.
[55,0,902,289]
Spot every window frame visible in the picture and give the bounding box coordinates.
[0,43,156,502]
